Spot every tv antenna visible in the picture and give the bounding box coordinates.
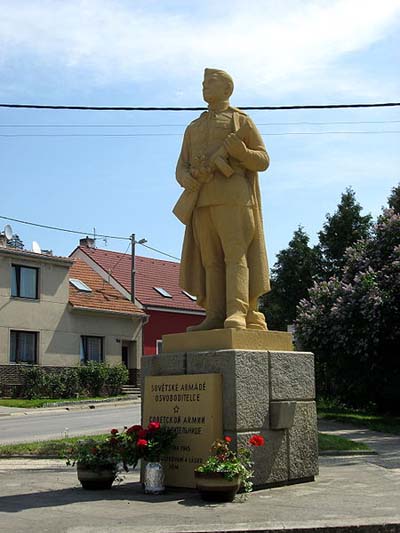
[4,224,13,240]
[32,241,42,254]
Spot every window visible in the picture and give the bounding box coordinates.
[80,336,104,363]
[182,290,197,301]
[153,287,172,298]
[69,278,92,292]
[10,331,38,363]
[156,339,163,354]
[11,265,38,299]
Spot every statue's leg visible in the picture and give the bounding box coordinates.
[246,297,268,330]
[214,206,254,330]
[187,265,225,331]
[187,207,226,332]
[224,262,249,329]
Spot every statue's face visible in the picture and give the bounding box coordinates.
[202,74,229,104]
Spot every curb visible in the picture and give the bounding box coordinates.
[0,397,141,417]
[319,450,377,456]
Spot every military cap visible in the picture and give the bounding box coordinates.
[204,68,234,92]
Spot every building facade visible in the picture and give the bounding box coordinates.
[70,239,206,355]
[0,245,146,392]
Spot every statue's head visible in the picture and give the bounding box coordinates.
[202,68,234,104]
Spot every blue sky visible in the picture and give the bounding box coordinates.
[1,0,399,266]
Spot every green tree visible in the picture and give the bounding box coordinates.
[317,187,372,277]
[296,195,400,414]
[388,182,400,214]
[261,226,318,331]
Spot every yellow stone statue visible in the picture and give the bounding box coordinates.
[174,68,270,331]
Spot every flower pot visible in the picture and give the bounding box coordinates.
[144,462,165,494]
[77,463,116,490]
[194,471,241,502]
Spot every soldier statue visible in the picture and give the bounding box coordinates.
[174,68,270,331]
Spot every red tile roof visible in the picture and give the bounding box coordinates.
[73,247,204,313]
[69,258,145,316]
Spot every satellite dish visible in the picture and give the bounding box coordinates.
[4,224,13,240]
[32,241,42,254]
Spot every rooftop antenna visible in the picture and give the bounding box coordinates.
[4,224,13,240]
[32,241,42,254]
[0,224,13,247]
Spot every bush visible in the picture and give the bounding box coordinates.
[78,361,108,396]
[296,208,400,414]
[105,364,129,396]
[20,366,47,399]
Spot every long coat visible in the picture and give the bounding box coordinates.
[176,108,271,309]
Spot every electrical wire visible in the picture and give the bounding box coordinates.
[0,214,180,261]
[1,102,400,111]
[1,130,399,138]
[0,214,130,241]
[1,120,400,127]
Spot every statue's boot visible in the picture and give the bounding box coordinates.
[246,298,268,330]
[224,264,249,329]
[187,266,225,332]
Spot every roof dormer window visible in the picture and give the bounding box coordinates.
[153,286,172,298]
[69,278,92,292]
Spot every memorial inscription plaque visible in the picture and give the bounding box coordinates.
[143,373,223,487]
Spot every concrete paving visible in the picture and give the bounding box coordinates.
[0,413,399,532]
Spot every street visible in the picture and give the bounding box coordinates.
[0,402,141,444]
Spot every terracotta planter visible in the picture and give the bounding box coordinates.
[194,471,241,502]
[77,463,117,490]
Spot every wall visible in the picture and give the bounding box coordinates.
[143,309,203,355]
[0,251,143,371]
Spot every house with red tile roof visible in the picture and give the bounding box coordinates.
[70,239,205,356]
[0,243,146,391]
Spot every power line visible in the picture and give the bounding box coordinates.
[1,130,399,138]
[0,214,180,261]
[1,119,400,127]
[140,243,179,261]
[1,102,400,111]
[0,214,130,240]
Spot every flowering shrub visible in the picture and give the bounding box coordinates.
[196,435,265,493]
[124,422,177,462]
[65,433,126,473]
[296,207,400,413]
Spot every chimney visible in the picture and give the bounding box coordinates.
[79,236,96,249]
[0,234,7,248]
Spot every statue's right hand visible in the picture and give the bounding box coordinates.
[181,174,201,192]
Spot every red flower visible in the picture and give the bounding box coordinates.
[249,435,265,447]
[91,447,98,454]
[224,436,232,443]
[110,428,118,435]
[138,429,148,438]
[126,425,142,435]
[137,439,148,447]
[148,421,161,431]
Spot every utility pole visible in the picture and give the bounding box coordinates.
[131,233,147,304]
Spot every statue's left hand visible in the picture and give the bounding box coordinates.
[224,133,247,160]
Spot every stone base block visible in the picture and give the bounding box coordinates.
[142,348,318,488]
[162,329,293,353]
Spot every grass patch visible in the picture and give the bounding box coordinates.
[318,432,371,452]
[0,397,125,409]
[0,433,370,458]
[317,401,400,435]
[0,434,108,458]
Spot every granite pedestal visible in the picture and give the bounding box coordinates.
[141,330,318,488]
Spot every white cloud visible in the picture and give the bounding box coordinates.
[0,0,399,98]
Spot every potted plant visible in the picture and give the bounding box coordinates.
[66,428,136,490]
[125,421,177,494]
[195,434,265,502]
